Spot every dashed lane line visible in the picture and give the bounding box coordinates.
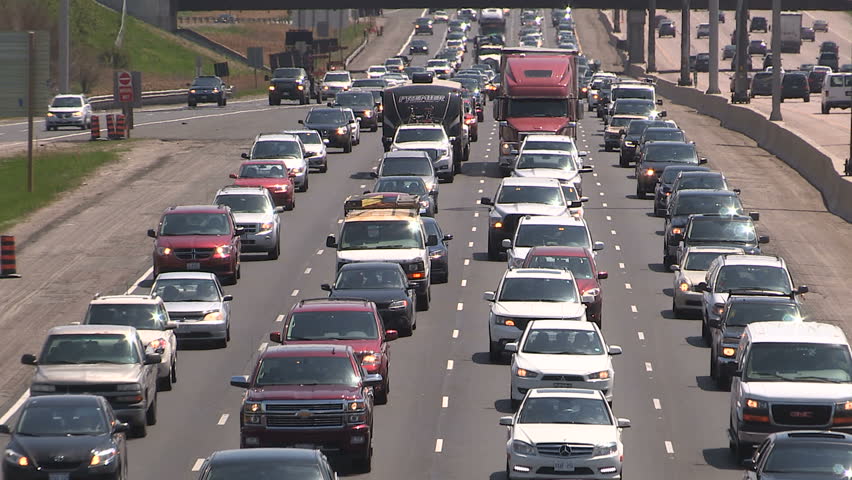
[665,441,675,454]
[637,331,645,340]
[447,360,454,370]
[217,414,229,425]
[461,279,467,287]
[259,342,268,351]
[452,329,459,338]
[653,398,662,410]
[645,362,653,372]
[442,396,449,408]
[275,314,284,322]
[631,305,638,313]
[435,438,444,453]
[625,283,632,290]
[456,303,464,311]
[291,289,299,297]
[192,459,205,472]
[303,267,312,275]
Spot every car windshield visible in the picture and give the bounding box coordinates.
[763,443,852,474]
[192,77,220,87]
[626,121,652,134]
[208,463,324,480]
[515,225,590,249]
[675,174,726,191]
[51,97,82,107]
[324,73,350,82]
[661,167,700,183]
[644,144,697,163]
[335,93,375,108]
[339,220,422,250]
[40,334,139,365]
[272,68,301,78]
[335,268,406,290]
[516,153,577,170]
[496,186,563,205]
[519,397,611,425]
[152,278,220,302]
[745,343,852,383]
[215,194,271,214]
[286,311,379,340]
[613,88,654,100]
[85,304,165,330]
[644,129,684,142]
[478,47,502,56]
[526,255,594,279]
[251,141,301,159]
[239,163,287,179]
[381,158,432,176]
[609,117,635,128]
[292,131,321,146]
[16,405,108,436]
[507,98,569,117]
[614,100,655,115]
[254,356,358,386]
[368,67,387,73]
[159,212,231,236]
[307,110,345,123]
[523,140,577,155]
[684,252,731,271]
[427,60,449,68]
[375,178,427,195]
[688,218,755,243]
[716,265,792,294]
[395,129,446,143]
[352,79,385,88]
[673,194,743,216]
[523,328,605,355]
[498,277,578,303]
[726,302,802,326]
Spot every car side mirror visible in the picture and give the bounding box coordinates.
[234,227,245,237]
[598,271,608,279]
[426,234,439,246]
[699,157,708,164]
[579,151,588,157]
[499,416,514,426]
[0,424,10,434]
[230,375,250,388]
[144,353,162,365]
[165,321,178,330]
[797,285,809,294]
[505,342,518,353]
[758,235,770,244]
[363,190,371,194]
[297,119,304,125]
[593,241,605,251]
[480,196,493,206]
[749,211,760,221]
[580,196,589,203]
[733,188,741,194]
[223,295,233,301]
[608,345,623,355]
[659,111,667,117]
[241,152,249,159]
[321,283,332,292]
[581,294,595,303]
[147,228,157,238]
[501,238,512,249]
[269,331,283,343]
[443,234,453,241]
[743,458,756,470]
[113,422,130,434]
[326,234,338,248]
[274,206,284,213]
[385,330,399,341]
[369,171,378,178]
[656,99,664,105]
[696,282,708,292]
[670,264,680,272]
[363,373,383,387]
[617,418,631,428]
[733,369,742,378]
[20,354,37,365]
[229,173,238,179]
[483,291,495,302]
[327,102,333,107]
[289,171,297,178]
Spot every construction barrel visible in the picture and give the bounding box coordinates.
[90,115,100,140]
[0,235,21,278]
[115,114,126,139]
[106,114,116,139]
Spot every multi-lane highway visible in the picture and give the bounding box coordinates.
[1,7,851,480]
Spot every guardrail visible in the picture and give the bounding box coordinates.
[88,89,188,111]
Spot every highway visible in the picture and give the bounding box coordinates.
[1,8,851,480]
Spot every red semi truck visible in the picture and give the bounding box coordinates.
[493,47,580,176]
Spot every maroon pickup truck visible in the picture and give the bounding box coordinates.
[230,344,382,472]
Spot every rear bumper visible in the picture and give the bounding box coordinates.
[154,255,237,278]
[241,425,371,457]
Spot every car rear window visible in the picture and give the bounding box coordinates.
[287,311,378,340]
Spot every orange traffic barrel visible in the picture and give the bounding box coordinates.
[90,115,100,140]
[115,114,126,139]
[0,235,21,278]
[106,114,116,139]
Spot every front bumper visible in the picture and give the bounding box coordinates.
[175,320,228,342]
[512,376,612,402]
[489,321,524,345]
[377,307,414,331]
[636,175,659,193]
[673,289,702,311]
[154,255,236,278]
[46,115,86,127]
[188,93,222,104]
[269,86,305,98]
[3,460,122,480]
[322,133,350,148]
[507,449,622,479]
[734,420,852,444]
[240,424,371,457]
[306,153,327,168]
[604,133,622,149]
[241,231,278,252]
[268,188,295,207]
[357,115,378,129]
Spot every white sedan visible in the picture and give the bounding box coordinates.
[367,65,388,79]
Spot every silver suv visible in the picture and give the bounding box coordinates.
[22,325,161,437]
[282,129,328,173]
[213,186,282,260]
[244,133,310,192]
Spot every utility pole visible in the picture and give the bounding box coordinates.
[707,0,721,94]
[59,0,70,93]
[613,10,621,33]
[27,32,36,193]
[647,0,656,72]
[769,0,782,121]
[678,0,692,86]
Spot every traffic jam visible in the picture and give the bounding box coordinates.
[3,5,852,480]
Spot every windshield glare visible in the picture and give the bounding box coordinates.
[523,140,577,154]
[519,397,611,425]
[726,303,802,326]
[689,219,756,243]
[508,99,569,117]
[339,220,423,250]
[684,252,729,271]
[515,225,590,249]
[676,175,725,190]
[497,186,563,205]
[192,77,220,87]
[375,178,427,195]
[336,93,375,107]
[239,163,286,179]
[763,443,852,474]
[286,311,378,340]
[395,129,446,143]
[294,132,321,145]
[516,153,577,170]
[644,130,685,142]
[255,356,358,386]
[609,117,634,127]
[40,334,138,365]
[160,213,231,236]
[499,277,578,303]
[673,195,743,216]
[716,265,791,293]
[51,97,82,108]
[644,144,697,163]
[744,343,852,383]
[17,405,107,436]
[252,141,301,159]
[152,278,220,302]
[335,268,405,290]
[208,464,323,480]
[523,328,604,355]
[615,100,655,115]
[215,194,271,214]
[273,68,301,78]
[382,158,432,176]
[526,255,593,279]
[86,304,164,330]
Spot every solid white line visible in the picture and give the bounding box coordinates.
[631,305,638,313]
[464,259,470,266]
[460,279,467,287]
[259,342,268,351]
[637,331,645,340]
[435,438,444,453]
[446,360,454,370]
[614,245,621,251]
[316,249,324,255]
[395,8,427,56]
[619,262,625,269]
[452,329,459,338]
[0,390,30,425]
[303,267,312,275]
[471,226,477,232]
[125,266,154,295]
[291,289,299,297]
[468,241,474,248]
[653,398,661,410]
[624,283,632,289]
[275,314,285,322]
[217,414,229,425]
[456,303,464,311]
[192,458,205,471]
[665,441,674,454]
[645,362,653,372]
[442,396,449,408]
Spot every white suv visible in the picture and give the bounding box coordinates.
[519,134,588,167]
[46,94,92,131]
[504,215,604,269]
[391,124,456,182]
[511,149,593,195]
[213,186,283,260]
[729,321,852,459]
[81,294,178,391]
[245,133,310,191]
[821,72,851,114]
[282,129,328,173]
[670,246,745,317]
[506,320,621,407]
[500,388,630,479]
[485,268,592,362]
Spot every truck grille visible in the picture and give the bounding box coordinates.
[175,248,214,260]
[536,443,594,457]
[237,223,259,234]
[541,374,585,382]
[267,415,344,427]
[264,401,346,428]
[772,404,832,426]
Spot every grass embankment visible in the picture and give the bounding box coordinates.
[0,142,125,229]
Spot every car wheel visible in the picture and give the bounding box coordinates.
[619,154,629,167]
[158,371,172,391]
[709,349,718,379]
[352,442,373,473]
[605,144,612,152]
[672,297,682,318]
[487,237,500,261]
[300,178,309,192]
[146,394,157,425]
[804,95,810,102]
[472,132,478,142]
[416,289,430,311]
[131,420,147,438]
[344,140,352,153]
[701,318,711,344]
[171,357,177,383]
[636,184,646,199]
[489,337,501,363]
[319,161,328,173]
[822,105,830,114]
[375,383,389,405]
[268,239,280,260]
[287,197,295,211]
[188,102,196,108]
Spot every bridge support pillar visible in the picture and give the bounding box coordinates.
[678,0,692,86]
[733,0,751,100]
[613,9,622,33]
[706,0,721,94]
[647,0,656,72]
[769,0,782,121]
[626,9,645,64]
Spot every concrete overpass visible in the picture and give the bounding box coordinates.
[179,0,850,9]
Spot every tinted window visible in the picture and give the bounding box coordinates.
[523,140,577,154]
[523,328,604,355]
[294,131,321,145]
[516,153,577,170]
[496,186,563,205]
[675,174,726,190]
[287,311,379,340]
[526,255,594,279]
[339,220,422,250]
[725,302,801,326]
[673,194,743,216]
[613,87,654,100]
[306,110,345,123]
[352,79,386,88]
[644,129,685,143]
[499,277,578,303]
[508,98,569,117]
[688,218,755,242]
[716,265,791,293]
[609,117,634,128]
[252,141,301,159]
[335,268,406,289]
[86,304,165,330]
[51,97,82,107]
[40,334,139,365]
[684,252,731,271]
[762,442,852,474]
[375,178,427,195]
[336,93,375,107]
[239,163,287,179]
[192,77,221,87]
[519,397,611,425]
[324,73,350,82]
[744,343,852,383]
[215,194,271,214]
[17,404,108,435]
[254,356,358,386]
[153,278,220,302]
[614,100,655,115]
[395,129,446,143]
[208,463,324,480]
[272,68,301,78]
[626,120,653,134]
[644,144,697,163]
[160,213,231,236]
[515,225,590,249]
[381,158,433,176]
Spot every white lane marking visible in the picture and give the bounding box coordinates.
[596,182,601,186]
[275,314,284,322]
[619,262,625,269]
[614,245,621,251]
[359,184,366,188]
[461,279,467,287]
[316,249,324,255]
[474,211,479,218]
[337,218,343,224]
[471,226,477,232]
[217,414,229,425]
[602,202,608,207]
[625,283,632,289]
[456,303,464,311]
[645,362,653,372]
[599,192,605,196]
[653,398,662,410]
[606,216,612,221]
[485,148,491,152]
[125,266,154,295]
[452,329,459,338]
[446,360,454,370]
[442,396,449,408]
[192,458,205,472]
[631,305,638,313]
[480,179,485,183]
[435,438,444,453]
[611,230,617,235]
[477,189,483,193]
[638,331,645,340]
[592,172,598,177]
[468,241,474,247]
[475,199,481,205]
[464,259,470,266]
[304,267,312,275]
[0,390,30,425]
[291,289,299,296]
[259,342,268,351]
[665,441,674,454]
[395,8,427,55]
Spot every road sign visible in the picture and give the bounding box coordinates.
[117,70,133,102]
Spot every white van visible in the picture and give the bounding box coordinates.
[821,72,851,114]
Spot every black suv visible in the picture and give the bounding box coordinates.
[663,189,745,266]
[635,141,707,198]
[332,91,379,132]
[188,76,229,108]
[745,431,852,478]
[268,67,312,105]
[749,16,768,32]
[299,108,352,152]
[409,39,429,55]
[781,72,810,102]
[414,17,434,35]
[680,214,768,258]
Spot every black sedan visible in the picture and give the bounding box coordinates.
[409,39,429,55]
[195,448,337,479]
[188,75,229,107]
[635,141,707,198]
[299,108,352,152]
[653,165,709,217]
[422,217,452,284]
[1,395,129,480]
[323,262,417,335]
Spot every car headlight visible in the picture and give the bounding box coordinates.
[203,310,224,322]
[364,110,373,118]
[493,315,515,326]
[592,442,618,456]
[90,447,117,466]
[429,250,444,259]
[623,140,634,146]
[511,440,536,455]
[670,227,683,236]
[336,126,347,135]
[712,303,725,316]
[388,299,409,310]
[244,402,262,413]
[721,346,737,357]
[588,370,611,380]
[268,85,276,91]
[583,288,601,297]
[515,368,539,378]
[216,245,233,256]
[30,384,56,392]
[360,352,382,366]
[259,222,274,233]
[348,400,366,412]
[419,200,431,208]
[745,398,768,409]
[189,89,197,94]
[644,168,655,176]
[148,338,167,353]
[272,184,289,193]
[212,88,220,93]
[72,111,83,117]
[116,383,142,392]
[157,246,172,256]
[290,167,305,174]
[4,448,29,467]
[46,112,55,117]
[500,143,514,154]
[490,218,504,229]
[678,281,691,292]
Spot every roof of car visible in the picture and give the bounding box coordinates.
[518,215,586,227]
[47,324,139,336]
[154,271,219,281]
[53,94,86,99]
[717,254,785,267]
[771,431,852,443]
[527,246,593,257]
[89,294,161,306]
[397,124,444,130]
[345,209,420,222]
[25,394,105,408]
[676,170,719,177]
[208,448,320,465]
[673,188,738,197]
[682,245,745,255]
[215,185,270,196]
[519,149,573,157]
[261,344,355,358]
[527,388,606,400]
[523,134,575,142]
[745,321,847,345]
[527,319,596,331]
[504,267,576,280]
[727,295,798,306]
[240,160,287,166]
[499,177,562,187]
[644,140,693,147]
[292,298,375,313]
[383,150,432,159]
[163,205,230,214]
[339,262,405,272]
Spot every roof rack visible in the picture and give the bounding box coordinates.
[296,297,372,307]
[343,192,421,215]
[725,289,794,299]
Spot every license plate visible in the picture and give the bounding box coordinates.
[294,443,315,449]
[187,262,201,270]
[554,461,574,472]
[553,383,574,388]
[49,474,70,480]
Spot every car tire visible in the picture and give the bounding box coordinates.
[222,98,227,106]
[730,436,751,460]
[131,420,147,438]
[472,132,478,142]
[146,394,157,426]
[286,198,295,211]
[319,161,328,173]
[188,101,196,108]
[701,318,711,344]
[489,338,501,363]
[804,95,810,102]
[636,184,646,199]
[353,446,373,473]
[605,144,612,152]
[375,384,389,405]
[268,239,280,260]
[416,288,430,311]
[158,371,173,391]
[344,140,352,153]
[619,154,629,167]
[269,97,280,106]
[672,297,682,318]
[487,237,500,261]
[822,105,830,114]
[300,177,309,192]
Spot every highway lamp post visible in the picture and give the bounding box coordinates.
[768,0,782,121]
[678,0,692,86]
[647,0,656,72]
[59,0,70,93]
[706,0,721,94]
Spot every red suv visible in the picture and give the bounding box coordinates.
[521,246,608,327]
[230,344,382,472]
[229,160,296,210]
[269,298,396,404]
[147,205,242,285]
